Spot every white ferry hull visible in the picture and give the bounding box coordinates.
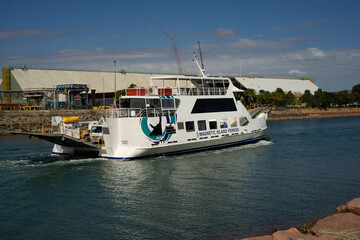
[100,129,265,160]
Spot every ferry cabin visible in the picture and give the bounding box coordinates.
[101,76,268,159]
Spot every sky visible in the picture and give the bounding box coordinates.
[1,0,360,91]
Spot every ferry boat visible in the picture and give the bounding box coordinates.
[100,58,270,160]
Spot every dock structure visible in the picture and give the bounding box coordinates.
[20,132,101,151]
[11,120,103,156]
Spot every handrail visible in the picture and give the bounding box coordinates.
[175,87,227,96]
[106,108,176,118]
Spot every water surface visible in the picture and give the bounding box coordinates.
[1,117,360,239]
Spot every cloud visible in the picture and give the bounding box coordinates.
[213,28,235,38]
[306,47,327,58]
[302,18,360,27]
[225,37,303,50]
[0,28,87,41]
[289,69,308,76]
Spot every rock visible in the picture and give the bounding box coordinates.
[298,219,317,234]
[310,212,360,238]
[346,198,360,216]
[337,204,348,213]
[272,228,317,240]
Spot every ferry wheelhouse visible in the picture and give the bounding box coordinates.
[101,74,270,160]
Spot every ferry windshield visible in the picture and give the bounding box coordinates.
[120,98,146,109]
[120,98,180,109]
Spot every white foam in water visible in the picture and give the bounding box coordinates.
[212,139,273,154]
[0,156,105,171]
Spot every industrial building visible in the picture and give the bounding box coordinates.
[235,76,318,97]
[1,66,319,107]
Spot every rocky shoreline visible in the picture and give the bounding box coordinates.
[244,198,360,240]
[0,108,359,136]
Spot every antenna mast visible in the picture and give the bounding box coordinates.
[198,41,205,70]
[146,16,183,75]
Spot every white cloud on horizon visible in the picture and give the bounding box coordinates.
[306,47,327,58]
[225,37,304,50]
[289,69,308,76]
[213,28,235,38]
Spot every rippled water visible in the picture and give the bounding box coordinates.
[1,117,360,239]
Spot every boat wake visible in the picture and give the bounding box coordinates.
[0,155,104,171]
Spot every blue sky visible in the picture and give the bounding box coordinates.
[1,0,360,91]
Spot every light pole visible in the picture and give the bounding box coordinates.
[114,60,116,99]
[113,60,116,108]
[103,77,105,106]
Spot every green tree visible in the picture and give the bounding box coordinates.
[313,89,324,108]
[352,84,360,102]
[300,89,313,107]
[336,90,354,106]
[243,89,257,106]
[285,91,296,106]
[271,88,286,107]
[258,90,272,105]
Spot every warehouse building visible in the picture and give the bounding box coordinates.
[1,66,320,105]
[235,76,318,97]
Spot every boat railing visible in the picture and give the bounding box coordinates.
[106,108,177,118]
[176,87,227,96]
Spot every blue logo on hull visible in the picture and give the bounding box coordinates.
[140,115,177,144]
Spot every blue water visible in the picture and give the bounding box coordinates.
[1,117,360,239]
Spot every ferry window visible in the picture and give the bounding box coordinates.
[120,99,130,108]
[214,80,224,87]
[146,98,161,108]
[240,117,249,126]
[209,120,217,130]
[161,98,175,109]
[220,119,228,128]
[191,98,237,114]
[191,79,203,87]
[198,120,206,131]
[178,122,184,130]
[185,121,195,132]
[130,98,146,108]
[230,118,238,127]
[233,92,243,101]
[204,79,214,87]
[175,99,180,108]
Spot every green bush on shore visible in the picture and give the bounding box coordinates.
[245,83,360,108]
